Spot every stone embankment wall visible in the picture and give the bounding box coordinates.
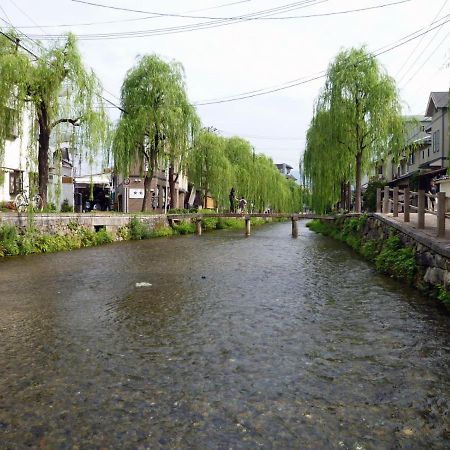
[0,212,169,235]
[369,214,450,290]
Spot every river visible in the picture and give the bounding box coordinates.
[1,221,449,449]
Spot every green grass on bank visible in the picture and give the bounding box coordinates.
[0,215,275,257]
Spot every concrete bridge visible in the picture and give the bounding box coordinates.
[167,212,328,237]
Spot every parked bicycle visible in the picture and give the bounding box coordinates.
[14,191,43,212]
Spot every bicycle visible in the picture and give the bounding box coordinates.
[14,191,43,213]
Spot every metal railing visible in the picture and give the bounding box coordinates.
[376,186,447,238]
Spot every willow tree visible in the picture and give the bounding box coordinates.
[223,136,253,199]
[113,54,199,211]
[317,47,404,212]
[303,107,354,213]
[187,129,232,209]
[0,31,109,206]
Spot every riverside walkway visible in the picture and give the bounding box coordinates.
[377,212,450,258]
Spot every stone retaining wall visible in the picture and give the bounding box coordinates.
[367,214,450,291]
[0,212,169,236]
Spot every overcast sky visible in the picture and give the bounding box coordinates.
[1,0,449,169]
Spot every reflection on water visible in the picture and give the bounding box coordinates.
[1,222,449,448]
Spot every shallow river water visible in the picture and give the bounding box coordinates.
[1,221,450,449]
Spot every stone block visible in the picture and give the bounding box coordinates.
[424,267,445,286]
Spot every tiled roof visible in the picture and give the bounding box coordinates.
[426,91,449,116]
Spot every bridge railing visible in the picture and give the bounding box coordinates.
[377,186,447,238]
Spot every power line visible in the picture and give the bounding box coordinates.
[25,0,412,39]
[70,0,325,21]
[194,15,450,106]
[20,0,411,29]
[4,12,447,112]
[401,29,450,87]
[395,0,448,79]
[28,1,326,40]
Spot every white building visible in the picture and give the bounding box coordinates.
[0,111,37,205]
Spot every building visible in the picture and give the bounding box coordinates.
[0,110,37,206]
[115,162,188,213]
[276,163,297,181]
[381,92,448,191]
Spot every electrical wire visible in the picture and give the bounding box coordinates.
[2,11,447,111]
[70,0,325,21]
[395,0,448,79]
[15,0,409,29]
[194,15,450,106]
[25,0,413,40]
[401,29,450,88]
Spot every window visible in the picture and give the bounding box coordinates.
[409,153,415,165]
[5,107,19,140]
[433,130,440,153]
[422,150,425,160]
[9,170,22,196]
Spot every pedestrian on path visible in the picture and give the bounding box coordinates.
[239,196,247,213]
[229,187,236,212]
[428,180,437,211]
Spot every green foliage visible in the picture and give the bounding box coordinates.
[60,199,73,212]
[149,224,174,238]
[113,54,200,212]
[0,31,109,207]
[375,235,416,283]
[95,228,114,245]
[172,220,195,235]
[436,285,450,309]
[309,218,416,283]
[0,225,20,256]
[362,178,386,212]
[129,217,152,240]
[169,208,190,215]
[117,224,130,240]
[302,46,404,213]
[187,129,304,212]
[43,203,57,213]
[360,240,379,262]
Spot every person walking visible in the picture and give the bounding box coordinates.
[239,196,247,213]
[229,187,236,212]
[428,180,437,211]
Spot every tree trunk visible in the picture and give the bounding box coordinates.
[38,104,50,207]
[142,172,152,212]
[168,164,178,209]
[340,182,346,210]
[355,151,362,213]
[346,182,351,211]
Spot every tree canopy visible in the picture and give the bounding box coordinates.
[187,130,304,212]
[0,31,109,206]
[303,46,404,213]
[113,54,200,211]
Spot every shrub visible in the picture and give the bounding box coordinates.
[437,285,450,309]
[360,240,378,262]
[173,220,195,235]
[95,228,114,245]
[129,217,151,240]
[117,224,129,240]
[169,208,190,215]
[375,235,416,283]
[60,199,73,212]
[0,224,20,256]
[149,223,174,238]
